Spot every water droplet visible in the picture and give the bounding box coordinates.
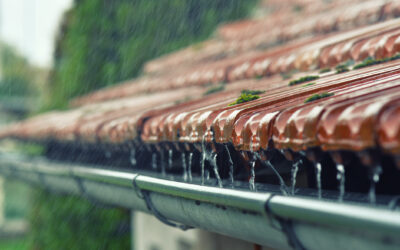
[160,150,166,176]
[336,164,345,202]
[188,152,193,182]
[168,149,173,169]
[224,144,234,187]
[291,160,301,195]
[182,153,188,182]
[152,153,157,170]
[211,153,223,188]
[315,162,322,199]
[201,134,207,185]
[249,155,256,191]
[129,148,136,166]
[201,151,206,185]
[369,166,382,204]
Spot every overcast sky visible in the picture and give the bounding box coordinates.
[0,0,73,68]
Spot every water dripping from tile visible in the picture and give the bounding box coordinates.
[315,162,322,199]
[224,144,234,187]
[369,166,382,204]
[291,159,301,195]
[336,164,345,202]
[152,153,157,170]
[181,153,188,182]
[168,149,173,169]
[249,154,256,191]
[160,150,166,176]
[129,148,136,166]
[211,153,223,188]
[201,150,206,185]
[201,134,206,185]
[188,152,193,182]
[256,153,288,196]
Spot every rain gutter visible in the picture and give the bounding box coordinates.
[0,153,399,250]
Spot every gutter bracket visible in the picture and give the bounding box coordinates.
[71,170,113,209]
[265,194,307,250]
[133,175,193,231]
[389,196,400,210]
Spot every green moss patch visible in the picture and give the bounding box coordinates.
[288,75,319,86]
[302,82,315,87]
[335,64,349,74]
[319,68,331,73]
[241,89,265,95]
[255,74,263,80]
[203,85,225,96]
[304,92,334,103]
[229,93,260,106]
[353,54,400,70]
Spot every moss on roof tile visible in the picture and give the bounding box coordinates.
[288,75,319,86]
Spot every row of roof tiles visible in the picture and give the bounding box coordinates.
[3,60,400,168]
[72,18,400,106]
[143,0,398,76]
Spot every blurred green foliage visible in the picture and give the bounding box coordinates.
[0,238,29,250]
[29,189,130,250]
[46,0,258,109]
[0,44,38,97]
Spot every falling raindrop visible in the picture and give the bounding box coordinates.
[249,155,256,191]
[129,148,136,166]
[201,134,207,185]
[315,162,322,199]
[291,160,301,195]
[336,164,345,202]
[182,153,188,181]
[369,166,382,204]
[160,150,166,176]
[188,152,193,182]
[168,149,173,169]
[201,151,206,185]
[224,144,234,186]
[152,153,157,170]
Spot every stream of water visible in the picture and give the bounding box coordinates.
[152,153,157,169]
[315,162,322,199]
[188,152,193,182]
[291,160,302,195]
[130,148,136,166]
[181,153,188,181]
[224,144,234,187]
[336,164,345,202]
[369,165,382,204]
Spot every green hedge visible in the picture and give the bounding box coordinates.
[46,0,258,109]
[0,44,38,97]
[29,189,130,250]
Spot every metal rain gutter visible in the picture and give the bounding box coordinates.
[0,153,399,250]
